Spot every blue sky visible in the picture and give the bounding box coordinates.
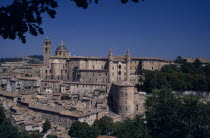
[0,0,210,60]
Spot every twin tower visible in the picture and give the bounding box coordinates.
[108,48,131,83]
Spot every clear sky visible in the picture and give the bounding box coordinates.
[0,0,210,60]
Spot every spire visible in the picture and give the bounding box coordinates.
[60,41,64,45]
[109,48,112,54]
[126,49,130,55]
[44,36,51,43]
[126,49,130,61]
[108,48,113,60]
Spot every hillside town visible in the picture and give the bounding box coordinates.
[0,38,210,137]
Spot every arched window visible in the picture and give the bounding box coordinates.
[118,64,121,69]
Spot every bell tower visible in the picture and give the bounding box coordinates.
[44,37,51,64]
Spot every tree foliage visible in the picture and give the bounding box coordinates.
[0,106,5,124]
[69,115,150,138]
[142,60,210,92]
[113,115,150,138]
[69,121,100,138]
[43,119,51,133]
[0,119,19,138]
[0,0,144,43]
[145,88,185,138]
[175,56,184,64]
[0,0,57,43]
[145,88,210,138]
[93,116,114,135]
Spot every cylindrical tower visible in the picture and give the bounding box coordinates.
[51,59,61,80]
[113,81,135,118]
[108,48,113,83]
[126,49,131,82]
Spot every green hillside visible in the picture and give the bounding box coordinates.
[0,55,43,64]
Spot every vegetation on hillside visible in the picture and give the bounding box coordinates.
[141,57,210,92]
[69,88,210,138]
[0,57,23,63]
[0,55,43,64]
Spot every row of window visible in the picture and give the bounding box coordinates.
[119,105,140,111]
[85,78,108,82]
[91,65,105,69]
[90,73,108,76]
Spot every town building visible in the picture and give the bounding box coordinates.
[0,37,178,136]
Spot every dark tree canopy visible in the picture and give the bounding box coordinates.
[0,0,57,43]
[145,88,210,138]
[142,61,210,92]
[69,121,100,138]
[175,56,184,64]
[93,116,114,135]
[0,0,144,43]
[0,106,5,124]
[43,119,51,133]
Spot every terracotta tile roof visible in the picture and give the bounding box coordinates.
[42,79,61,82]
[0,90,19,98]
[197,58,210,63]
[184,57,210,64]
[12,114,24,122]
[60,108,104,118]
[64,81,108,86]
[16,76,39,81]
[28,101,63,113]
[0,76,12,79]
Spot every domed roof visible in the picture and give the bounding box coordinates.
[52,59,60,64]
[56,41,67,51]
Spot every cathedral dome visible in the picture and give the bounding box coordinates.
[56,41,67,51]
[55,41,69,57]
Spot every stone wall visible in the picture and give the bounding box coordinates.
[79,70,108,83]
[112,82,135,118]
[141,60,170,71]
